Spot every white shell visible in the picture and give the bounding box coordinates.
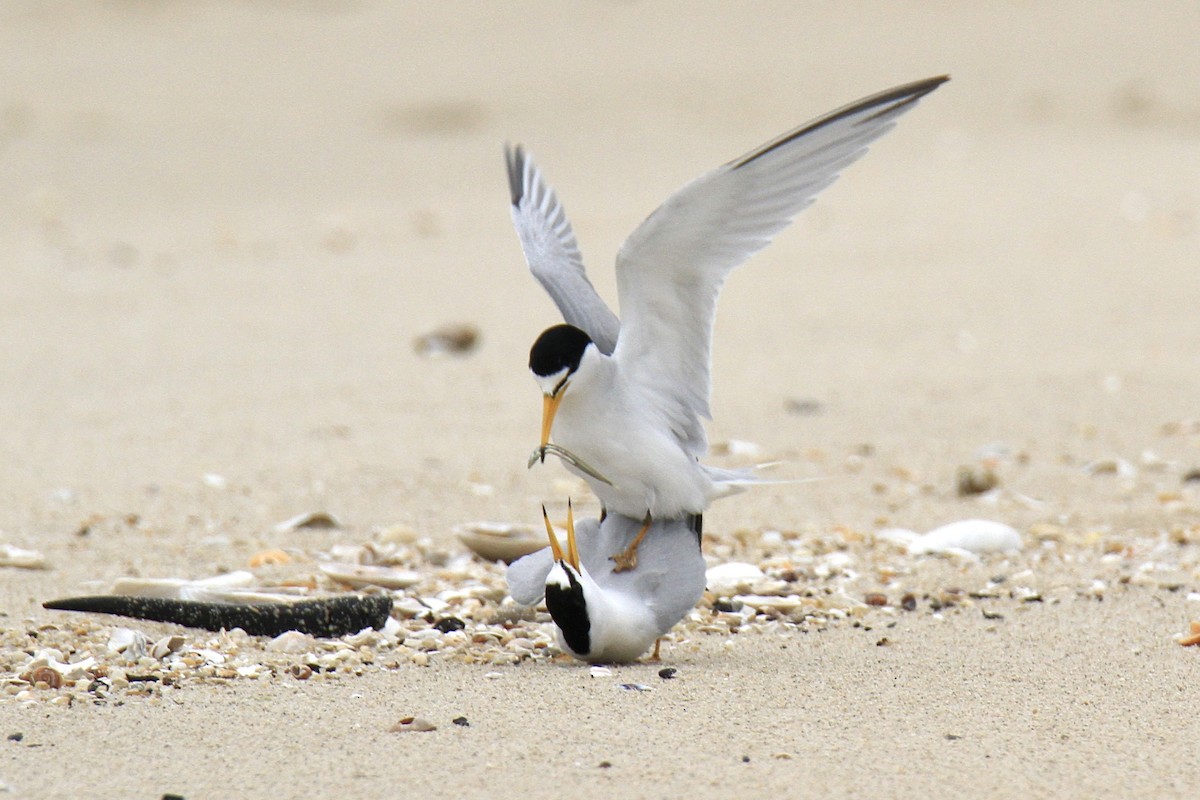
[734,594,804,612]
[0,543,48,569]
[705,562,765,595]
[150,634,185,660]
[266,630,314,653]
[274,511,342,533]
[318,562,421,589]
[107,628,148,659]
[455,523,545,564]
[907,519,1022,556]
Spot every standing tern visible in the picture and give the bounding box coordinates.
[506,502,706,663]
[508,76,948,570]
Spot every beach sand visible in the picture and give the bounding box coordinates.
[2,2,1199,797]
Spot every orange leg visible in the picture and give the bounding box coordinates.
[610,513,652,573]
[651,638,662,661]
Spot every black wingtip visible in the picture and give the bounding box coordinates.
[731,74,951,170]
[504,142,525,206]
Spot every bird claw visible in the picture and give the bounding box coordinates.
[609,550,639,573]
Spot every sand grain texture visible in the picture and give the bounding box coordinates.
[2,2,1199,798]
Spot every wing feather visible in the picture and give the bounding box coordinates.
[506,145,621,355]
[613,76,948,455]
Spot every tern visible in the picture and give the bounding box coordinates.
[506,502,706,663]
[508,76,948,570]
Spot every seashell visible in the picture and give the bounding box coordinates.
[202,473,227,489]
[30,666,63,689]
[267,630,314,654]
[275,511,342,533]
[188,648,226,666]
[454,522,545,564]
[376,523,421,544]
[589,666,612,678]
[390,716,437,732]
[150,635,185,660]
[413,323,480,357]
[287,663,313,680]
[907,520,1022,556]
[107,628,148,659]
[0,543,49,569]
[318,562,420,589]
[734,594,804,612]
[1082,458,1136,479]
[248,549,292,567]
[706,562,765,596]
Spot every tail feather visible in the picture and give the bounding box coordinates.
[704,463,827,500]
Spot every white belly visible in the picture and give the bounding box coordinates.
[552,389,714,519]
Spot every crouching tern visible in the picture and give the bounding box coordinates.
[506,502,706,663]
[508,76,948,571]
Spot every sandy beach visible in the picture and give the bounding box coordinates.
[2,2,1199,797]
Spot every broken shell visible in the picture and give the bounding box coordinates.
[455,523,545,564]
[390,716,438,732]
[150,635,186,660]
[107,628,148,659]
[0,543,49,569]
[734,594,804,612]
[414,323,480,357]
[706,562,765,596]
[377,523,421,544]
[907,520,1022,556]
[267,630,315,654]
[249,549,292,567]
[1082,458,1136,479]
[274,511,342,533]
[318,562,421,589]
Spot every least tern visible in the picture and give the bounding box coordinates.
[507,502,706,663]
[508,76,948,569]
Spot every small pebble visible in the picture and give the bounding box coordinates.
[414,323,480,357]
[658,667,677,680]
[452,716,469,727]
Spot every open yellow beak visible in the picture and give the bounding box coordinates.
[565,499,580,570]
[541,504,564,562]
[539,386,566,448]
[540,500,580,571]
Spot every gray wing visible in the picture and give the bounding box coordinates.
[613,76,949,456]
[506,145,620,355]
[505,546,553,606]
[584,514,707,636]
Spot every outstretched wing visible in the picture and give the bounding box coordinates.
[506,145,621,355]
[613,76,948,454]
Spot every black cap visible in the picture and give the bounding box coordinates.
[529,324,593,379]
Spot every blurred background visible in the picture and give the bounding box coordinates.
[1,2,1197,578]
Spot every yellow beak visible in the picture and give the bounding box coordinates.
[565,499,580,570]
[539,386,566,448]
[540,500,581,571]
[541,504,564,562]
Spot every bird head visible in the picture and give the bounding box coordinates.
[528,324,593,449]
[540,500,593,657]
